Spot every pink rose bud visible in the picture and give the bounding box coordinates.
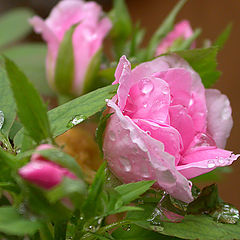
[30,0,112,96]
[19,144,76,189]
[103,55,239,203]
[155,20,194,56]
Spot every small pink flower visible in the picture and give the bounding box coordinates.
[19,144,76,189]
[30,0,112,96]
[155,20,194,56]
[103,55,239,203]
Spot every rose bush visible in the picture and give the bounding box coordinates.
[19,144,76,189]
[155,20,194,56]
[103,55,239,203]
[30,0,112,96]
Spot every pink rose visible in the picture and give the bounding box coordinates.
[155,20,194,56]
[103,55,239,203]
[19,144,76,189]
[30,0,112,95]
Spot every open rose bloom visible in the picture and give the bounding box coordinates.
[30,0,112,96]
[103,55,239,203]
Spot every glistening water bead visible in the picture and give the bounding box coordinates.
[0,110,4,130]
[66,114,87,128]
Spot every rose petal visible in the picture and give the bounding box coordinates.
[19,161,64,189]
[169,105,195,150]
[134,119,182,165]
[205,89,233,148]
[124,76,171,123]
[178,149,239,179]
[103,100,193,203]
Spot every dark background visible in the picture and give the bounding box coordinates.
[0,0,239,207]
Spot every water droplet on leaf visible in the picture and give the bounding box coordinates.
[0,110,4,129]
[122,224,131,231]
[67,114,87,128]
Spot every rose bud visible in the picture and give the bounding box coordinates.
[19,144,76,189]
[30,0,112,96]
[103,55,239,203]
[155,20,194,56]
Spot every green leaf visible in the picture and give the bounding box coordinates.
[37,148,83,179]
[110,0,132,41]
[55,24,77,96]
[4,57,52,144]
[9,120,22,140]
[113,224,180,240]
[0,8,34,48]
[0,68,16,149]
[46,178,87,206]
[160,215,240,240]
[176,47,221,87]
[0,206,40,236]
[213,23,232,50]
[14,84,118,149]
[48,84,118,138]
[82,50,102,94]
[3,43,53,96]
[146,0,187,59]
[115,180,155,204]
[82,162,106,219]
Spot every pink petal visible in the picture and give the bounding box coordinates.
[178,148,239,179]
[113,56,132,111]
[19,161,64,189]
[134,119,182,165]
[155,68,192,107]
[31,144,53,162]
[169,105,195,151]
[205,89,233,148]
[124,76,171,123]
[103,100,193,203]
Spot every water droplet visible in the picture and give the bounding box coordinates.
[190,133,216,149]
[189,98,194,107]
[217,157,226,166]
[143,104,148,108]
[138,78,154,94]
[207,160,215,168]
[67,114,87,128]
[120,156,131,172]
[0,110,4,130]
[109,130,116,141]
[122,224,131,231]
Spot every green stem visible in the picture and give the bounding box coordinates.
[73,217,85,240]
[54,221,67,240]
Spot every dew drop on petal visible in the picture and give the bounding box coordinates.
[120,156,131,172]
[109,130,116,141]
[138,78,154,95]
[207,160,216,168]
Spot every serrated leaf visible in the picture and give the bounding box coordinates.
[3,43,53,96]
[4,57,52,144]
[115,180,155,204]
[0,8,33,48]
[0,207,40,236]
[176,47,221,87]
[213,23,232,50]
[146,0,187,59]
